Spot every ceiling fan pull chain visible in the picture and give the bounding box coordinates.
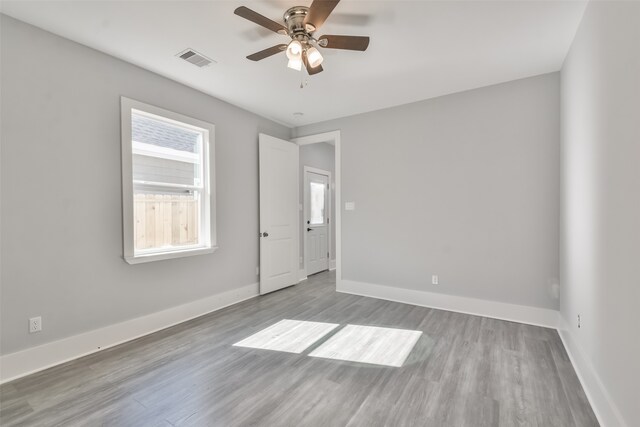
[300,74,309,89]
[300,72,309,89]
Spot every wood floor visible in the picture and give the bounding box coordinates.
[0,271,598,426]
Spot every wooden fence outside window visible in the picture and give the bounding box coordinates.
[134,193,199,250]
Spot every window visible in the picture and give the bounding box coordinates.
[121,97,216,263]
[309,182,326,225]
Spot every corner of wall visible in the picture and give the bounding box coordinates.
[557,316,628,427]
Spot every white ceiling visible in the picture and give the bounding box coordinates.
[1,0,586,127]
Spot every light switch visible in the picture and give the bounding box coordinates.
[345,202,355,211]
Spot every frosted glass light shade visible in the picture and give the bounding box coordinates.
[286,40,303,59]
[287,57,302,71]
[306,47,324,68]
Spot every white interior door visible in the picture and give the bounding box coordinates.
[259,134,299,295]
[305,170,329,276]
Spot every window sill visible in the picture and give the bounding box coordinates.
[124,246,218,264]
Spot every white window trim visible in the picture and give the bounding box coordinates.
[120,97,217,264]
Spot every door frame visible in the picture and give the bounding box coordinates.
[290,130,341,289]
[303,166,332,276]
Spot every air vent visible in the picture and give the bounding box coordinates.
[176,49,216,68]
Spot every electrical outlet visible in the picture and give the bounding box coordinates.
[432,275,439,285]
[577,314,581,329]
[29,316,42,333]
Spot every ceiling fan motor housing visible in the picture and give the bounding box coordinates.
[284,6,315,40]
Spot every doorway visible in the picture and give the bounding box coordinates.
[291,131,341,286]
[304,167,331,276]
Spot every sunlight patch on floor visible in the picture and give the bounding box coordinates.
[309,324,422,367]
[233,319,339,354]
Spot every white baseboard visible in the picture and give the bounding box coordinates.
[329,259,336,271]
[0,282,259,384]
[557,318,628,427]
[339,279,559,329]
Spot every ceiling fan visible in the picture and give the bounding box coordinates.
[234,0,370,75]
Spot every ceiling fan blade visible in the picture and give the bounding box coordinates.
[246,44,287,61]
[318,35,370,51]
[305,0,340,31]
[303,51,323,75]
[234,6,288,35]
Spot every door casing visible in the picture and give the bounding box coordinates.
[291,131,341,287]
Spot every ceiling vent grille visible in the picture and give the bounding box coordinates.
[176,49,216,68]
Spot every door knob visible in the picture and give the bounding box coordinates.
[262,232,269,237]
[307,228,312,232]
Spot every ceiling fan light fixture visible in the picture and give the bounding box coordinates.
[235,2,371,76]
[306,47,324,68]
[286,40,303,59]
[287,56,303,71]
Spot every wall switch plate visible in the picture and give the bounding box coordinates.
[29,316,42,333]
[432,275,439,285]
[345,202,355,211]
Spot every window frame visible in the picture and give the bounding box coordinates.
[121,97,217,264]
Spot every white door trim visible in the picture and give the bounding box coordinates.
[303,166,332,276]
[291,131,341,288]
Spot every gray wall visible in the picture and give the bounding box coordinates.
[299,142,336,269]
[295,73,561,310]
[0,16,290,355]
[560,2,640,425]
